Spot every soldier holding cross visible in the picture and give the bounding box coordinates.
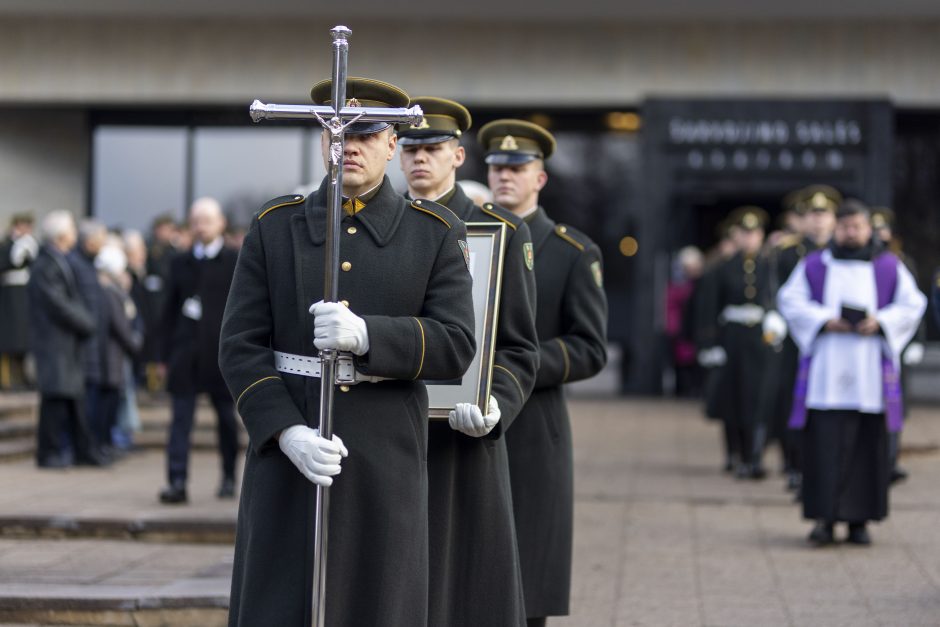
[219,77,475,626]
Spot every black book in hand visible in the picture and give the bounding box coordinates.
[840,304,867,328]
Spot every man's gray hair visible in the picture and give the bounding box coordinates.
[78,219,107,240]
[40,210,76,242]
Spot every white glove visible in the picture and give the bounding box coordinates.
[762,310,788,346]
[10,234,38,267]
[448,396,501,437]
[278,425,349,487]
[903,342,925,366]
[697,346,727,368]
[309,300,370,355]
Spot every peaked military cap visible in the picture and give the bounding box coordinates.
[310,77,410,135]
[397,97,471,146]
[727,206,769,231]
[798,184,842,214]
[477,119,556,165]
[870,206,895,230]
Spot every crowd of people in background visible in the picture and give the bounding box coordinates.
[665,184,933,546]
[0,203,245,504]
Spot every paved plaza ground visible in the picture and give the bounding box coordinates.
[0,397,938,626]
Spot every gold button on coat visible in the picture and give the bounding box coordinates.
[340,300,349,308]
[341,261,352,272]
[347,226,357,235]
[339,385,350,393]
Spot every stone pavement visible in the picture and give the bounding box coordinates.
[0,397,939,625]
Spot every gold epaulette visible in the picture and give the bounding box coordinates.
[480,203,519,231]
[410,198,460,229]
[554,224,588,251]
[776,233,802,250]
[257,194,305,220]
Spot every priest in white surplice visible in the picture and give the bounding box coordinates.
[778,199,926,547]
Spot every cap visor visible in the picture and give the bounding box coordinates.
[484,152,540,166]
[397,134,458,146]
[345,122,392,135]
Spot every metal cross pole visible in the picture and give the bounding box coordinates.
[249,25,423,627]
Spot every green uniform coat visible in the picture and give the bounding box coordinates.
[506,207,608,618]
[220,178,476,627]
[425,184,538,627]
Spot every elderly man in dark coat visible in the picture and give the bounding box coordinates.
[158,197,240,504]
[27,210,105,468]
[481,120,609,627]
[399,97,539,627]
[220,78,475,627]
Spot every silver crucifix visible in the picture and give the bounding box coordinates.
[249,25,423,627]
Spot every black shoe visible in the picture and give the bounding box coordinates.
[75,450,111,467]
[159,482,188,504]
[786,472,802,493]
[889,466,909,485]
[748,465,767,480]
[846,523,871,545]
[723,459,735,473]
[37,454,70,469]
[808,521,834,546]
[217,477,236,499]
[734,463,750,479]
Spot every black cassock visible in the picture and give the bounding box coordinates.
[425,185,538,627]
[802,410,889,523]
[220,179,475,627]
[506,207,608,619]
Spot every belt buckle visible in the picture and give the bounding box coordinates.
[334,355,358,385]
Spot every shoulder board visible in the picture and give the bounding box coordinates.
[776,233,802,250]
[480,203,520,231]
[410,198,460,229]
[257,194,305,220]
[554,224,589,252]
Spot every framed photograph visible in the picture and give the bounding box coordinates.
[426,222,507,419]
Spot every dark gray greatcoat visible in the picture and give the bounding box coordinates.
[425,185,538,627]
[0,237,33,353]
[220,177,475,627]
[164,245,238,397]
[27,245,95,397]
[506,207,608,619]
[67,248,106,385]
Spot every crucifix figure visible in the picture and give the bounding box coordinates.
[248,25,424,627]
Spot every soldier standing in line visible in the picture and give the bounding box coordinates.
[480,119,608,627]
[398,97,539,627]
[0,213,38,390]
[695,219,740,470]
[220,78,476,626]
[760,185,839,493]
[871,206,925,484]
[699,206,775,480]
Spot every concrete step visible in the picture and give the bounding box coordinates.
[0,538,230,626]
[0,515,235,544]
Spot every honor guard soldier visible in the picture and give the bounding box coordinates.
[0,213,38,390]
[398,98,538,627]
[219,78,476,627]
[700,206,775,480]
[479,119,608,627]
[871,205,924,484]
[759,185,839,492]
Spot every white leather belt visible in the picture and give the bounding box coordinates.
[273,350,388,385]
[1,269,29,286]
[720,304,765,327]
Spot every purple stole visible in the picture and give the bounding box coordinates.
[788,250,904,432]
